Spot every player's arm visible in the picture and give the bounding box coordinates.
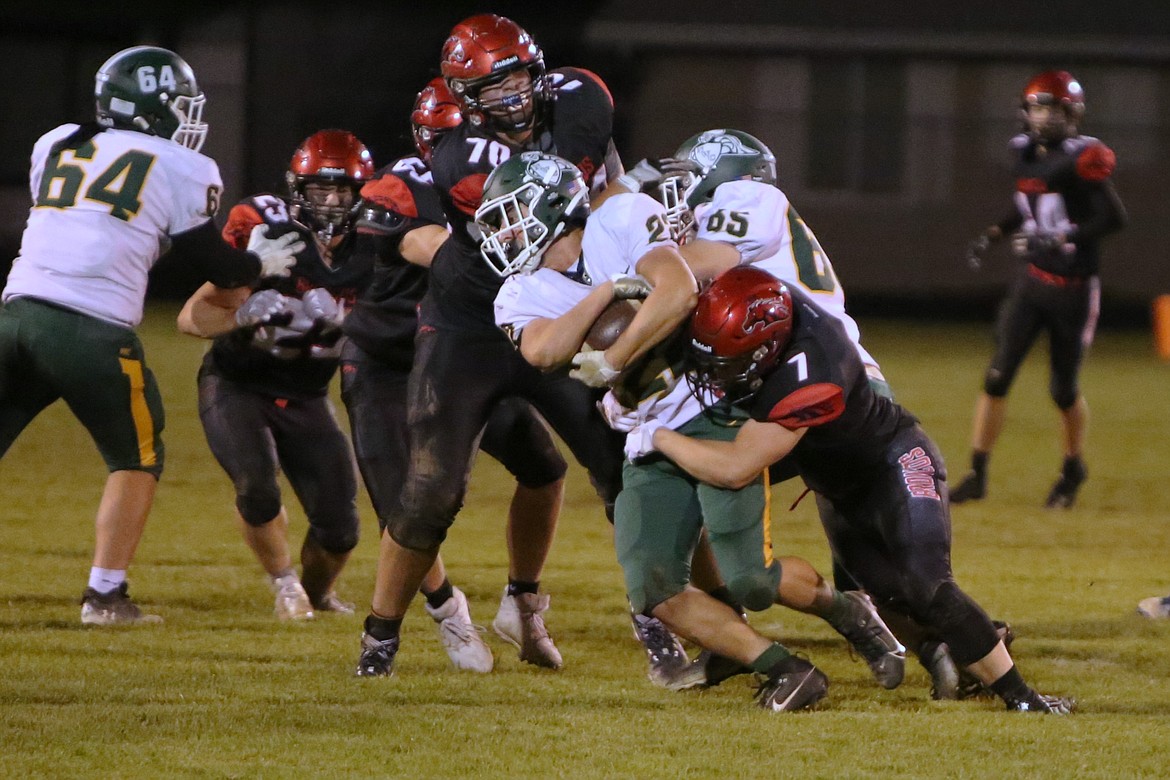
[177,282,251,338]
[518,281,617,369]
[603,246,698,371]
[654,419,807,489]
[398,225,449,268]
[167,219,262,288]
[1069,180,1127,243]
[680,238,741,282]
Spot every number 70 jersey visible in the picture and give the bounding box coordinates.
[693,179,882,379]
[5,123,222,328]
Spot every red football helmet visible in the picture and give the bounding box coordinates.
[1020,70,1085,142]
[412,77,463,163]
[688,266,794,404]
[440,14,550,134]
[286,129,375,240]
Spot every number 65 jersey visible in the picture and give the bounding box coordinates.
[694,179,883,381]
[5,124,221,328]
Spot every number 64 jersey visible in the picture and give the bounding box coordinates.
[5,124,221,328]
[694,179,883,382]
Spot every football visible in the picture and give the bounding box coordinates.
[585,299,641,350]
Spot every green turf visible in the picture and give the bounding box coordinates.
[3,304,1170,778]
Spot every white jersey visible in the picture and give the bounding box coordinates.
[3,124,222,328]
[495,192,703,450]
[694,179,883,378]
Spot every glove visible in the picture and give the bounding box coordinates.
[235,289,295,329]
[599,391,640,432]
[615,159,669,193]
[246,224,306,278]
[624,417,666,461]
[965,235,990,271]
[1012,232,1068,257]
[275,289,345,351]
[611,274,652,301]
[570,345,620,387]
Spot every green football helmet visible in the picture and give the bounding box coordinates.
[475,151,590,277]
[94,46,208,152]
[659,129,776,239]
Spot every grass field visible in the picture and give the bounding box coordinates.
[3,303,1170,778]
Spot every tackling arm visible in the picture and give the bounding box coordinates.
[398,224,449,268]
[653,419,806,489]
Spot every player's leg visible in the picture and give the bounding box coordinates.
[49,305,164,625]
[1043,279,1098,508]
[0,300,61,457]
[876,428,1074,713]
[198,372,311,619]
[478,395,568,669]
[360,330,509,676]
[952,277,1044,503]
[275,395,359,613]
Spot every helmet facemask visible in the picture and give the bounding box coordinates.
[687,342,778,407]
[165,91,208,152]
[452,62,546,135]
[658,172,698,243]
[477,183,558,276]
[289,178,361,243]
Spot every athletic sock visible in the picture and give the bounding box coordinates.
[820,590,853,629]
[971,451,989,479]
[988,664,1031,703]
[364,613,402,641]
[423,579,454,610]
[750,642,791,675]
[88,567,126,594]
[506,579,539,597]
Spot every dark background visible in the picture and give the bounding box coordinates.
[2,1,1167,324]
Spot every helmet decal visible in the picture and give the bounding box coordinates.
[688,130,761,173]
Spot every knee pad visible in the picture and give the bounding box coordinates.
[236,492,281,527]
[1049,378,1078,410]
[921,580,999,666]
[626,559,690,615]
[726,565,781,613]
[982,367,1011,398]
[386,491,458,552]
[308,512,360,555]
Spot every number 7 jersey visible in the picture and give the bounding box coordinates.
[5,124,222,328]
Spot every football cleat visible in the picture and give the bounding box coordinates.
[355,632,399,677]
[837,591,906,689]
[309,590,355,614]
[949,471,986,504]
[425,587,494,673]
[753,656,829,712]
[631,612,692,688]
[80,583,163,626]
[1137,595,1170,619]
[1045,459,1087,509]
[493,589,563,669]
[922,620,1015,700]
[272,577,314,621]
[1006,691,1076,714]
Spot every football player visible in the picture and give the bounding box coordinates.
[650,266,1077,714]
[341,78,568,673]
[480,151,908,708]
[951,70,1126,508]
[178,129,377,620]
[0,45,299,625]
[357,13,637,678]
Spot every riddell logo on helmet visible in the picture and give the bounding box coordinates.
[691,339,714,354]
[492,55,520,71]
[742,296,787,334]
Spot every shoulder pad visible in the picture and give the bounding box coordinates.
[1075,142,1116,182]
[765,383,845,428]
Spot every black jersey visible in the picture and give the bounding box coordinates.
[204,193,376,399]
[748,287,915,499]
[425,66,616,332]
[342,155,446,369]
[996,134,1125,278]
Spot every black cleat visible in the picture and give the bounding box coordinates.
[949,471,986,504]
[1006,690,1076,714]
[1045,460,1087,509]
[922,620,1014,700]
[355,632,399,677]
[753,656,829,712]
[664,649,755,691]
[80,583,162,626]
[631,613,692,689]
[837,591,906,689]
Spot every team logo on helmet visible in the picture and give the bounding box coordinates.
[743,295,790,335]
[688,130,759,172]
[524,154,563,186]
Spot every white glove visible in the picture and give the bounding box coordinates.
[235,289,295,328]
[301,288,343,325]
[599,391,641,432]
[570,346,620,387]
[246,224,305,278]
[615,159,668,193]
[624,417,666,461]
[610,273,652,301]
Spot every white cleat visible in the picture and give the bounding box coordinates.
[1137,595,1170,619]
[493,588,563,669]
[272,577,314,621]
[425,587,494,673]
